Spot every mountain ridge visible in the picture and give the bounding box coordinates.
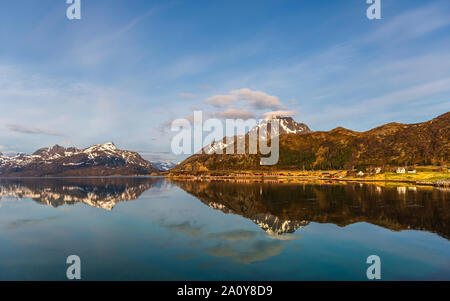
[171,112,450,173]
[0,142,160,177]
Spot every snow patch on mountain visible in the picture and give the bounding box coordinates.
[201,116,311,154]
[152,161,178,171]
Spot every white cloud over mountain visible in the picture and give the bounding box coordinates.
[208,109,256,119]
[205,88,284,110]
[263,110,299,119]
[230,88,283,110]
[201,88,293,121]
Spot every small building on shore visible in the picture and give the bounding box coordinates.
[396,167,406,174]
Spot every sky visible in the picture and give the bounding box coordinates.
[0,0,449,162]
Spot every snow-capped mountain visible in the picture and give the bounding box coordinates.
[202,116,311,155]
[152,161,178,171]
[0,142,159,177]
[249,116,311,137]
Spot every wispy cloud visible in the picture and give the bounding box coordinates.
[367,2,450,43]
[6,124,65,137]
[70,8,157,67]
[205,94,237,107]
[306,78,450,126]
[6,216,62,230]
[362,78,450,106]
[208,109,256,119]
[179,93,197,99]
[204,88,286,111]
[0,64,160,154]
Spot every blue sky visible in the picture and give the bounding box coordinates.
[0,0,449,161]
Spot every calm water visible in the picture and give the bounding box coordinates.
[0,177,449,281]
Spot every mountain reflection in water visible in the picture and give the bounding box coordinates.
[0,178,161,211]
[171,180,449,239]
[1,178,448,239]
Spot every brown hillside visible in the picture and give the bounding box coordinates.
[171,112,449,173]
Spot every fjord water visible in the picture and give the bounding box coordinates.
[0,178,448,281]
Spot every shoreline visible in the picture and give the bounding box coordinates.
[0,175,164,179]
[0,173,448,187]
[166,176,447,187]
[166,171,450,187]
[167,177,450,187]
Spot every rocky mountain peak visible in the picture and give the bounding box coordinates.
[100,142,117,149]
[34,144,65,156]
[251,116,311,136]
[85,142,118,153]
[201,116,311,155]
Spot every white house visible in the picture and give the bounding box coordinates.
[357,171,364,176]
[396,167,406,174]
[408,170,417,174]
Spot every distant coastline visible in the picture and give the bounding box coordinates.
[166,167,450,187]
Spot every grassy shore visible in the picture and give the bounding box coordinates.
[354,171,449,182]
[167,166,450,186]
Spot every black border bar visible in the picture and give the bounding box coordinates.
[0,281,448,298]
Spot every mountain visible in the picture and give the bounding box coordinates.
[249,116,311,136]
[152,161,178,171]
[202,116,310,155]
[0,142,160,177]
[171,112,450,173]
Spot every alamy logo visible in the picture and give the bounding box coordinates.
[170,111,280,166]
[366,0,381,20]
[366,255,381,280]
[66,255,81,280]
[66,0,81,20]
